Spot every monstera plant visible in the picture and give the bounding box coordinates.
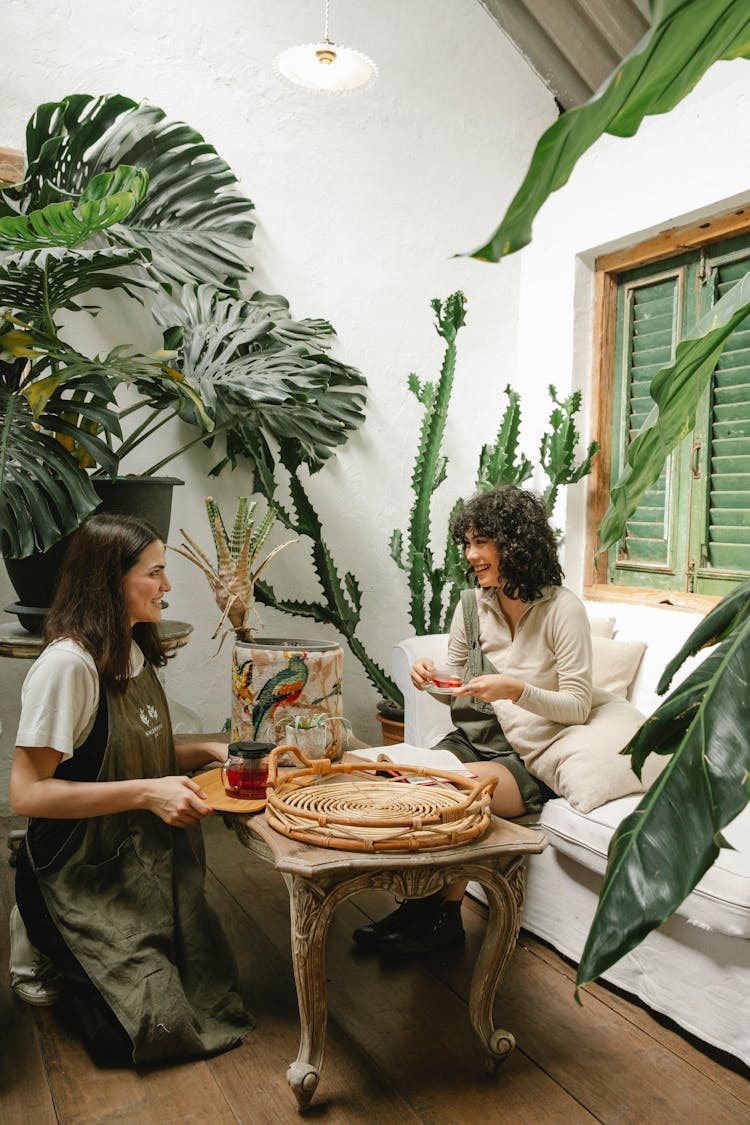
[462,0,750,983]
[0,93,365,562]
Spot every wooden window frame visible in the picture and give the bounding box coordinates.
[584,202,750,612]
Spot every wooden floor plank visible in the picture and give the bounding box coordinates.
[428,891,750,1124]
[516,928,750,1107]
[0,822,57,1125]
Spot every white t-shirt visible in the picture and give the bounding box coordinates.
[16,638,146,761]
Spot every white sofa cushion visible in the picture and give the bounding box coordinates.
[591,636,646,698]
[541,797,750,939]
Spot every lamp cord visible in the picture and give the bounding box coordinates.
[324,0,330,43]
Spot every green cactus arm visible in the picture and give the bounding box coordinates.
[539,386,599,514]
[405,292,466,634]
[477,385,533,488]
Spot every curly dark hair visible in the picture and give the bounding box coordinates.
[451,486,563,602]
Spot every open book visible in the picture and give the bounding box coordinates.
[350,742,475,784]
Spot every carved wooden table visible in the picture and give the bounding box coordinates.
[232,809,547,1111]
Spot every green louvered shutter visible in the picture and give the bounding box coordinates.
[702,255,750,577]
[612,273,681,578]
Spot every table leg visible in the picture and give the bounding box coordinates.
[465,856,526,1072]
[284,875,334,1110]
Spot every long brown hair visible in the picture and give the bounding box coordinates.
[43,513,167,692]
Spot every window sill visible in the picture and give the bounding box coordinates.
[583,585,720,615]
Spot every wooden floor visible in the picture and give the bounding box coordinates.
[2,815,748,1125]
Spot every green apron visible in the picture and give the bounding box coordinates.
[28,661,252,1064]
[436,589,551,814]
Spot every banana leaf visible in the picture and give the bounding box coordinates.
[467,0,750,262]
[595,270,750,560]
[576,581,750,992]
[0,167,148,251]
[6,93,254,288]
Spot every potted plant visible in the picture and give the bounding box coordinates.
[0,93,366,621]
[175,497,348,758]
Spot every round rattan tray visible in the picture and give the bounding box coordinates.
[264,746,496,853]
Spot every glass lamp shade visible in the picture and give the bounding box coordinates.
[275,41,378,93]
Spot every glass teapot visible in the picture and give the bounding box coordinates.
[222,740,274,800]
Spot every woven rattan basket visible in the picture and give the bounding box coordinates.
[264,745,497,853]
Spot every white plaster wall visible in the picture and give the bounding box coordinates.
[512,59,750,591]
[0,0,556,811]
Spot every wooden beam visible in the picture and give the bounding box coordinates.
[596,204,750,273]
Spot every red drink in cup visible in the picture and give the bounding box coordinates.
[431,669,463,690]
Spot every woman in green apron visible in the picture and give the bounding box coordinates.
[354,486,592,960]
[9,514,252,1066]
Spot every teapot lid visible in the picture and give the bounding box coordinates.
[228,740,274,758]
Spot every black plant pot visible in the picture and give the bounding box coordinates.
[4,476,183,633]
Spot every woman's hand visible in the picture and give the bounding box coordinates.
[410,658,436,690]
[452,674,524,703]
[145,775,213,827]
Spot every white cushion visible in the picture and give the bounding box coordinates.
[592,636,647,699]
[528,696,659,813]
[588,614,616,638]
[541,797,750,939]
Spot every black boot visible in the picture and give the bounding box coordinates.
[378,900,465,960]
[352,893,442,952]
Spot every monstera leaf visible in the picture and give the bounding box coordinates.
[0,246,155,323]
[0,167,148,251]
[0,360,121,557]
[467,0,750,262]
[596,270,750,559]
[576,581,750,991]
[4,93,255,288]
[151,285,366,473]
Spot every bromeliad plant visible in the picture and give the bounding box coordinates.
[465,0,750,981]
[390,291,598,636]
[0,93,366,560]
[172,497,297,643]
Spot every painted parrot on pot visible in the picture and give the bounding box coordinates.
[252,653,309,738]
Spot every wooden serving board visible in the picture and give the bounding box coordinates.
[199,766,266,814]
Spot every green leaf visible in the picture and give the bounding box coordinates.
[466,0,750,262]
[576,588,750,992]
[0,361,105,556]
[657,577,750,692]
[0,246,155,322]
[0,167,148,251]
[596,270,750,560]
[152,285,366,473]
[10,93,255,288]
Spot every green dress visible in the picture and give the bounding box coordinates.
[26,660,252,1064]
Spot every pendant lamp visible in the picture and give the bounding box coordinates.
[275,0,378,94]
